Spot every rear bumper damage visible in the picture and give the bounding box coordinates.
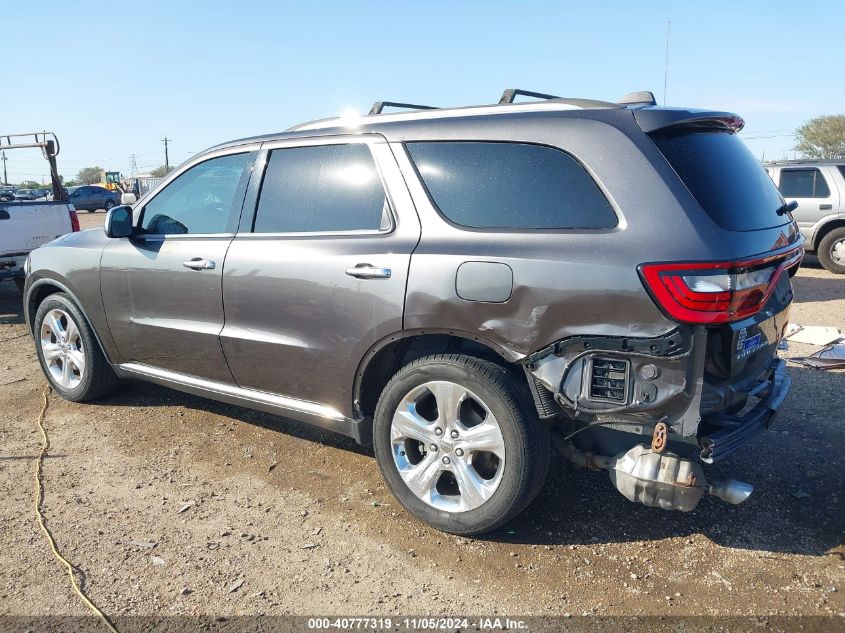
[528,329,791,512]
[698,358,790,463]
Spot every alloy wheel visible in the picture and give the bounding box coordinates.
[40,308,85,389]
[831,238,845,265]
[390,381,505,512]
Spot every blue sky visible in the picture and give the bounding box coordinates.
[3,0,843,184]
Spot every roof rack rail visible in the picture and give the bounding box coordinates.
[499,88,561,104]
[763,158,843,165]
[617,91,657,106]
[369,101,438,116]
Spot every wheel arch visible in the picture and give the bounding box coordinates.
[353,329,530,428]
[811,218,845,250]
[26,277,116,365]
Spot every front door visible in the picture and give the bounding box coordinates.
[220,137,420,417]
[101,148,257,383]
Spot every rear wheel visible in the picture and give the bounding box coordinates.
[34,293,118,401]
[818,227,845,274]
[373,354,550,535]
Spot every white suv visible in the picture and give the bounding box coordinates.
[765,161,845,273]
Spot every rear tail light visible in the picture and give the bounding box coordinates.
[68,204,80,232]
[639,248,802,324]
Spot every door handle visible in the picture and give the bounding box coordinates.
[345,263,392,279]
[820,204,833,210]
[183,258,216,270]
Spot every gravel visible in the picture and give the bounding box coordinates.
[0,254,842,620]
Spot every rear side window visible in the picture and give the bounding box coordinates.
[650,131,788,231]
[254,144,390,233]
[405,141,617,230]
[779,168,831,198]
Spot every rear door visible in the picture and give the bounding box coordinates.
[100,147,257,383]
[220,135,420,417]
[776,166,840,235]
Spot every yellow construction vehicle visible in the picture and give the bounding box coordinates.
[99,171,122,191]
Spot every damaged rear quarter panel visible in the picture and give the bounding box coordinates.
[392,115,732,361]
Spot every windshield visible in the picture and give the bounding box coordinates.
[650,130,789,231]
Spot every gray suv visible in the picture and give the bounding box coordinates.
[23,90,802,535]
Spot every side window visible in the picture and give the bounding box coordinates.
[779,168,831,198]
[140,152,251,235]
[405,141,617,229]
[253,143,390,233]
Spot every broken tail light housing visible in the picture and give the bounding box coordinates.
[639,247,802,324]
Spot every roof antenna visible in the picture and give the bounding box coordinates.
[663,21,671,105]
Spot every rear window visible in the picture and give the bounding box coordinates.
[406,141,617,230]
[650,131,788,231]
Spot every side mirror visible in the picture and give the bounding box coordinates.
[121,192,137,205]
[104,205,134,238]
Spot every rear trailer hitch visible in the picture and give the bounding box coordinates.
[551,432,753,511]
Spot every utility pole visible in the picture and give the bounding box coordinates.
[1,151,7,185]
[162,136,172,171]
[663,21,671,105]
[129,154,138,179]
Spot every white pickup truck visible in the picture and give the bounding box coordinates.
[0,132,79,292]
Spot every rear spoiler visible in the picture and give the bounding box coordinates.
[634,109,745,134]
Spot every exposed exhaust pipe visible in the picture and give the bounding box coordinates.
[553,434,753,512]
[708,479,754,505]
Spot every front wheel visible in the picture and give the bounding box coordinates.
[104,200,115,211]
[818,227,845,274]
[34,292,118,401]
[373,354,550,535]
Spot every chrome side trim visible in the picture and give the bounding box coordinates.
[117,362,346,421]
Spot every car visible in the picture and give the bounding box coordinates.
[22,89,802,535]
[13,189,37,200]
[764,160,845,274]
[0,186,15,201]
[67,184,120,212]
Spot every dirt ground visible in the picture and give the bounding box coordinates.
[1,219,843,626]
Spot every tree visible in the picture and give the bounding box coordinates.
[149,164,174,178]
[794,115,845,159]
[77,166,103,184]
[63,178,81,187]
[19,180,41,189]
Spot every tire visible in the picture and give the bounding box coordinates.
[104,200,115,211]
[817,227,845,274]
[33,292,118,402]
[373,354,550,535]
